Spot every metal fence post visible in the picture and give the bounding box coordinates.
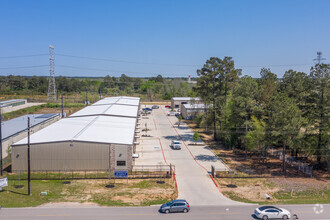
[170,164,172,177]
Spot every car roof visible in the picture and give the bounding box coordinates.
[258,206,279,211]
[172,199,187,202]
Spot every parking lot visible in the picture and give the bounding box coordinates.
[135,105,240,206]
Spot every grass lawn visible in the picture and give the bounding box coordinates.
[216,177,330,204]
[0,179,177,207]
[2,102,85,120]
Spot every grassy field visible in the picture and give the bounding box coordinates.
[0,179,177,207]
[2,102,85,120]
[216,176,330,204]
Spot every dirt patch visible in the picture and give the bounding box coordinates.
[216,176,329,204]
[58,179,177,206]
[38,202,100,208]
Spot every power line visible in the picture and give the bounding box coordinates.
[56,53,200,67]
[57,64,170,75]
[0,65,48,70]
[237,64,313,68]
[0,54,48,59]
[57,53,315,68]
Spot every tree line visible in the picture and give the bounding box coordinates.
[194,57,329,171]
[0,74,194,100]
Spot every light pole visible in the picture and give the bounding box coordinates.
[61,94,64,118]
[27,117,31,195]
[0,107,3,176]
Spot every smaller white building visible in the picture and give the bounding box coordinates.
[181,103,209,120]
[0,99,27,114]
[171,97,202,109]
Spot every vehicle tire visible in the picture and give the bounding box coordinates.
[183,208,188,213]
[165,209,170,214]
[282,215,288,220]
[262,216,268,220]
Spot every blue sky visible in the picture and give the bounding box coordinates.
[0,0,329,78]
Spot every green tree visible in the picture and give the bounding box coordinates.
[8,75,26,90]
[195,57,241,141]
[178,115,182,127]
[258,68,278,110]
[268,93,304,174]
[308,63,330,168]
[141,80,155,101]
[231,76,261,159]
[246,116,266,163]
[280,70,311,108]
[193,132,200,144]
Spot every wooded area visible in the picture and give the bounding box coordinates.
[194,57,329,172]
[0,74,194,101]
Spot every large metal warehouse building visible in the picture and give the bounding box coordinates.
[11,96,140,172]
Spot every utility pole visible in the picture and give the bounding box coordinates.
[0,107,3,176]
[61,94,64,118]
[313,51,326,64]
[99,88,102,100]
[85,87,89,106]
[27,117,31,195]
[213,75,217,141]
[47,45,57,101]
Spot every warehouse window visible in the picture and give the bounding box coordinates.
[117,161,126,166]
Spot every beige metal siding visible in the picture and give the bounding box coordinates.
[12,142,111,171]
[181,105,189,119]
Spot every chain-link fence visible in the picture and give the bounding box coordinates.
[272,150,313,177]
[3,164,174,180]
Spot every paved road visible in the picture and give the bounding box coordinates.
[0,204,328,220]
[136,106,241,206]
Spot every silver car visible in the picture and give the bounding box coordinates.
[171,140,181,150]
[159,199,190,213]
[254,206,291,219]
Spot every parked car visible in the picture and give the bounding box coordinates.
[152,105,159,109]
[165,105,170,108]
[254,206,291,220]
[142,107,152,111]
[167,112,176,116]
[159,199,190,213]
[170,140,181,150]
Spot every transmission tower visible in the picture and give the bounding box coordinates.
[313,51,326,64]
[47,45,57,101]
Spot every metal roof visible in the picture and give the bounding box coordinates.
[172,97,202,101]
[182,103,208,110]
[69,104,139,118]
[93,96,140,106]
[0,99,26,105]
[13,115,137,146]
[0,99,26,107]
[1,114,60,141]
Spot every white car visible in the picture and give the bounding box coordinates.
[254,206,291,220]
[167,112,176,116]
[170,141,181,150]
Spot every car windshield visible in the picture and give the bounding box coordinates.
[166,202,173,206]
[174,142,180,144]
